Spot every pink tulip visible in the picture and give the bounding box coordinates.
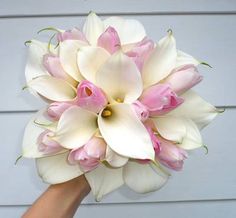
[139,83,184,116]
[43,54,70,80]
[57,28,88,42]
[38,130,63,154]
[156,137,188,171]
[68,136,106,172]
[165,64,203,95]
[126,37,154,71]
[97,27,121,54]
[76,80,108,113]
[47,102,74,120]
[132,100,149,122]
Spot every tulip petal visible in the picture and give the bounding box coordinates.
[77,46,110,83]
[27,75,77,102]
[59,40,87,81]
[22,108,60,158]
[168,90,220,129]
[151,116,187,143]
[142,32,177,88]
[83,12,104,45]
[123,161,168,193]
[105,146,129,167]
[175,50,200,68]
[53,106,98,149]
[36,152,83,184]
[152,115,202,149]
[96,51,143,103]
[85,163,124,201]
[104,17,146,44]
[98,103,155,160]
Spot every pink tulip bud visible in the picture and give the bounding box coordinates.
[43,54,69,80]
[156,137,188,171]
[38,130,63,154]
[77,80,108,113]
[126,37,154,71]
[97,27,121,54]
[132,100,149,122]
[165,64,203,95]
[47,102,74,120]
[139,83,184,116]
[57,28,88,42]
[68,136,106,172]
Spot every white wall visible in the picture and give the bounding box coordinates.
[0,0,236,217]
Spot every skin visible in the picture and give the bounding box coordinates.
[22,175,91,218]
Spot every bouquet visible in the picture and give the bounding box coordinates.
[21,12,223,201]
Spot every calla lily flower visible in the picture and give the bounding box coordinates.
[22,12,222,201]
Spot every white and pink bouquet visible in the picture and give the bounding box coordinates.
[21,12,223,201]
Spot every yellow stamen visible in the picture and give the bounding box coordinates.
[116,98,123,103]
[102,109,112,117]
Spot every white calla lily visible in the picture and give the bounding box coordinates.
[98,103,155,160]
[123,161,168,193]
[59,40,87,81]
[83,12,104,45]
[142,31,177,88]
[52,106,98,149]
[85,163,124,201]
[36,151,83,184]
[77,46,110,83]
[22,108,56,158]
[27,75,77,102]
[175,50,200,68]
[104,16,146,45]
[96,50,143,103]
[168,90,221,129]
[152,115,202,149]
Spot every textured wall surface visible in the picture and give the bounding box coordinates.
[0,0,236,217]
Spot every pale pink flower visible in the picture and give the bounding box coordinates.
[165,64,203,95]
[47,102,74,120]
[132,100,149,121]
[139,83,184,116]
[156,137,188,171]
[68,136,106,172]
[97,27,121,54]
[126,37,154,71]
[76,80,108,113]
[38,130,63,154]
[57,28,88,42]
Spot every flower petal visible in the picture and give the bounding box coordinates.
[59,40,87,81]
[77,46,110,83]
[105,146,129,168]
[142,32,177,88]
[22,108,60,158]
[168,90,221,130]
[98,103,155,160]
[83,12,104,45]
[96,51,143,103]
[123,161,168,193]
[36,152,83,184]
[27,75,77,102]
[25,40,49,82]
[104,17,146,45]
[53,106,98,149]
[152,115,203,150]
[151,116,187,143]
[175,50,200,68]
[85,163,124,201]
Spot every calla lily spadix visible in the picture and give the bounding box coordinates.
[20,12,223,201]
